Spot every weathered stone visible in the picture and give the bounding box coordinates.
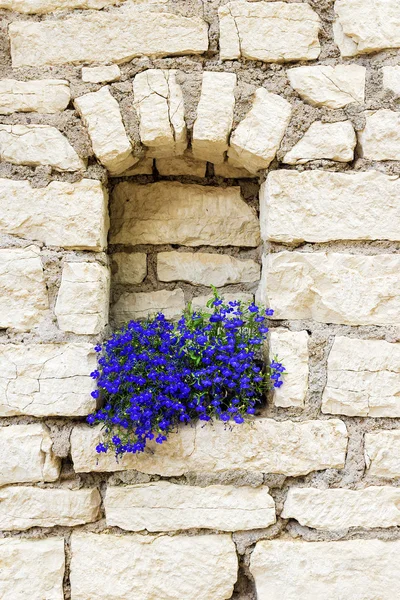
[192,292,253,311]
[115,158,153,177]
[268,329,309,408]
[0,0,167,13]
[157,252,260,287]
[156,155,206,177]
[0,343,97,417]
[110,181,260,247]
[0,178,108,251]
[282,486,400,530]
[0,124,85,171]
[82,64,121,83]
[334,0,400,57]
[228,88,292,173]
[105,481,275,532]
[74,86,136,174]
[322,337,400,417]
[0,245,48,332]
[9,6,208,67]
[0,79,70,114]
[192,71,236,164]
[261,170,400,243]
[71,419,347,476]
[287,65,366,108]
[133,69,187,158]
[365,431,400,478]
[359,110,400,160]
[70,532,237,600]
[219,1,320,62]
[111,252,147,285]
[259,251,400,326]
[283,121,356,164]
[382,66,400,95]
[214,163,254,178]
[0,486,100,531]
[55,262,110,335]
[0,538,64,600]
[113,289,185,324]
[0,423,60,486]
[250,539,400,599]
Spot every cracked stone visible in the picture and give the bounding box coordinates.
[113,289,185,324]
[111,253,147,285]
[0,79,70,114]
[365,431,400,478]
[283,121,356,164]
[0,0,167,13]
[82,64,121,84]
[358,110,400,160]
[268,329,309,409]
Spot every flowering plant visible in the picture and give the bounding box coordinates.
[87,289,285,456]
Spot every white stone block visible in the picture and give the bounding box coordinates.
[111,252,147,284]
[359,109,400,160]
[268,329,309,408]
[81,64,121,83]
[0,0,167,13]
[283,120,356,164]
[382,66,400,95]
[113,289,185,324]
[0,79,70,114]
[365,430,400,478]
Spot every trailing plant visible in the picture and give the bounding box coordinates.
[87,289,285,456]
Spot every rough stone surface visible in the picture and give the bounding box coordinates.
[359,110,400,160]
[0,0,166,13]
[55,262,110,335]
[192,292,253,311]
[282,486,400,530]
[156,155,206,177]
[228,88,292,173]
[251,539,400,599]
[133,69,186,158]
[0,343,97,417]
[0,79,70,114]
[261,170,400,244]
[110,181,260,247]
[268,329,309,408]
[283,121,356,164]
[0,178,108,251]
[382,66,400,95]
[71,419,348,476]
[0,538,64,600]
[9,7,209,67]
[214,163,254,178]
[192,71,236,164]
[365,431,400,478]
[117,158,153,177]
[287,65,366,109]
[70,532,237,600]
[219,1,320,62]
[81,64,121,84]
[0,423,60,486]
[157,251,260,287]
[105,481,276,532]
[74,86,136,175]
[322,337,400,417]
[111,252,147,285]
[0,245,48,332]
[0,486,100,531]
[260,251,400,326]
[113,289,185,324]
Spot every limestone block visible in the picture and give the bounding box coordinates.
[156,155,207,177]
[283,121,356,164]
[287,65,366,108]
[133,69,187,158]
[259,251,400,326]
[219,1,320,62]
[191,292,253,311]
[282,486,400,530]
[382,66,400,95]
[215,163,254,178]
[105,481,276,532]
[75,86,136,174]
[0,423,60,486]
[70,532,237,600]
[55,262,110,335]
[0,0,167,13]
[114,158,153,177]
[0,79,70,114]
[110,181,260,247]
[250,539,400,599]
[71,418,347,476]
[192,71,236,164]
[0,124,84,171]
[268,329,309,408]
[322,337,400,417]
[261,170,400,244]
[365,430,400,478]
[82,64,121,83]
[334,0,400,57]
[111,252,147,284]
[0,538,64,600]
[228,88,292,173]
[0,245,48,331]
[157,252,260,287]
[113,289,185,324]
[0,486,100,530]
[0,343,97,417]
[0,178,108,251]
[359,110,400,160]
[9,6,208,67]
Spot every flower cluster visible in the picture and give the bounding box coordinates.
[87,291,285,456]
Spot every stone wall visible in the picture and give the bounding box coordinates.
[0,1,400,598]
